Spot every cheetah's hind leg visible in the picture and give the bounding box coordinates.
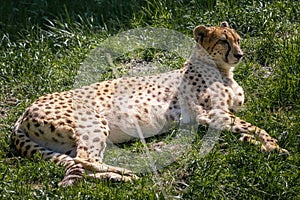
[67,130,139,185]
[61,112,139,186]
[58,140,139,186]
[12,128,84,186]
[58,142,139,186]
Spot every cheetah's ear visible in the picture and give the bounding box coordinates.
[220,21,230,28]
[193,25,209,43]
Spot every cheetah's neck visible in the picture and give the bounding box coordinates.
[218,67,234,80]
[190,44,235,81]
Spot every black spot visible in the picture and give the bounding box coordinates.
[223,117,230,121]
[103,131,108,136]
[68,135,75,140]
[20,141,25,148]
[82,135,89,141]
[82,147,88,151]
[135,115,141,121]
[235,127,241,132]
[242,135,249,142]
[15,139,20,146]
[31,149,37,155]
[57,132,64,138]
[23,109,30,117]
[50,124,55,132]
[144,108,149,113]
[27,123,31,130]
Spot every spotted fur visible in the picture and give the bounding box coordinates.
[12,22,288,186]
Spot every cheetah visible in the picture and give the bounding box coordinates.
[12,22,288,186]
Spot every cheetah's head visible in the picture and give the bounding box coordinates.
[193,21,243,70]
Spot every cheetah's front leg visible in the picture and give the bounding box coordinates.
[204,109,289,154]
[229,115,289,154]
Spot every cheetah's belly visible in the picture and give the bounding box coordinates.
[106,104,179,143]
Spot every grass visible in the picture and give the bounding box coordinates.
[0,0,299,199]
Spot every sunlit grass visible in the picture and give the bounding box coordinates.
[0,0,299,199]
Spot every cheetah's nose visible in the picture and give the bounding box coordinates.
[234,53,243,59]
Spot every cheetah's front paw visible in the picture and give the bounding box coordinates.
[261,143,289,155]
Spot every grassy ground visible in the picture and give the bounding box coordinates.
[0,0,299,199]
